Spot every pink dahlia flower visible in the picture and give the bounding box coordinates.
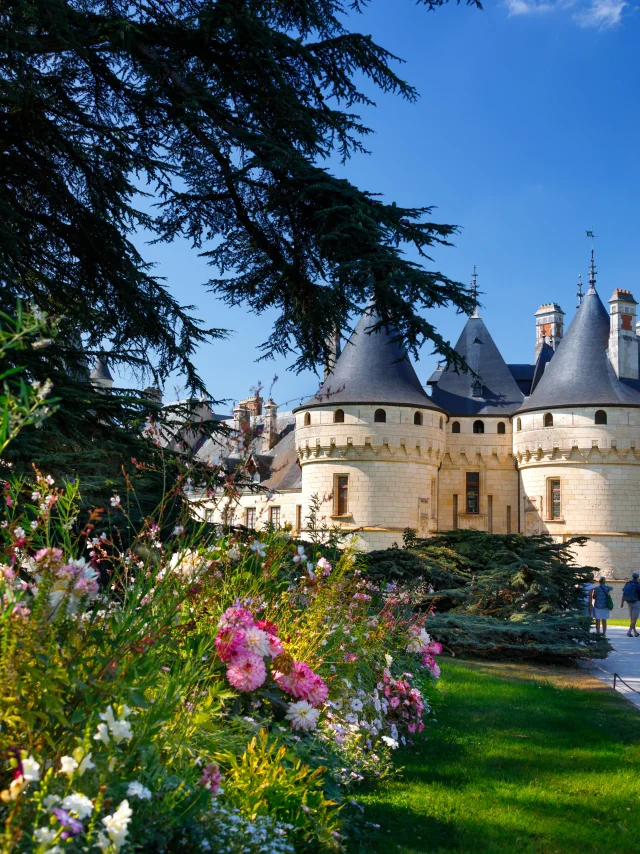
[424,641,443,656]
[303,673,329,707]
[217,605,254,632]
[275,661,314,699]
[215,627,246,663]
[226,653,267,692]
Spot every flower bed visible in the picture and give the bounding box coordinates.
[1,475,441,852]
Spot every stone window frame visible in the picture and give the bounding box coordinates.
[414,411,423,426]
[245,506,256,529]
[331,473,350,518]
[269,505,282,528]
[545,477,564,522]
[304,412,311,427]
[464,470,481,515]
[451,420,461,434]
[334,409,345,423]
[374,408,386,423]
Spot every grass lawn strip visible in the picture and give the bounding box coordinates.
[349,659,640,854]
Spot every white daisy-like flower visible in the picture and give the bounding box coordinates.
[285,700,320,732]
[34,827,57,844]
[381,735,399,749]
[59,755,78,776]
[110,495,121,508]
[292,545,306,563]
[13,527,25,539]
[21,755,40,783]
[127,781,152,800]
[62,792,94,819]
[242,626,271,658]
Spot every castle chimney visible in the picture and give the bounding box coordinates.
[323,327,341,380]
[262,399,279,452]
[534,304,564,359]
[233,403,250,433]
[608,289,639,379]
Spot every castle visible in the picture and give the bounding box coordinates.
[187,254,640,604]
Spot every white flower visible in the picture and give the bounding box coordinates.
[45,475,54,485]
[102,799,133,851]
[227,547,240,561]
[21,755,40,783]
[94,723,110,745]
[95,831,111,853]
[172,525,185,535]
[110,495,121,508]
[62,792,94,819]
[127,781,152,800]
[30,520,38,530]
[78,752,95,776]
[384,653,393,667]
[381,735,399,749]
[285,700,320,732]
[31,491,41,501]
[293,545,306,563]
[167,549,202,580]
[99,705,133,743]
[242,626,271,658]
[34,827,57,844]
[250,540,266,558]
[13,527,25,539]
[43,794,60,809]
[306,562,316,580]
[59,755,78,776]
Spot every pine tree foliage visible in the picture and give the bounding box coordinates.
[366,530,609,660]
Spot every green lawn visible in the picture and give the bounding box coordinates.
[349,660,640,854]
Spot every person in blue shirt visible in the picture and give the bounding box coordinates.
[621,571,640,638]
[590,577,612,636]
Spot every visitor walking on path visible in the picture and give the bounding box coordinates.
[621,571,640,638]
[591,577,612,636]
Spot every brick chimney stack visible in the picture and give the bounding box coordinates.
[262,399,278,452]
[608,289,639,380]
[534,303,564,360]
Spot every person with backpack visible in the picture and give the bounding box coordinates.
[591,577,613,636]
[621,571,640,638]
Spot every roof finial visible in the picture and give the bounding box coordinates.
[576,273,583,308]
[586,230,598,292]
[471,265,479,318]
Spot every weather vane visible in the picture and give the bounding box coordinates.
[470,265,478,317]
[586,230,598,289]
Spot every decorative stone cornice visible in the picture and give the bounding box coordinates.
[515,441,640,467]
[297,437,443,464]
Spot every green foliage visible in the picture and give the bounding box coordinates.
[365,530,608,660]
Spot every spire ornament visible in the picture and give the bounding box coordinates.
[470,265,479,318]
[586,230,598,292]
[576,274,583,308]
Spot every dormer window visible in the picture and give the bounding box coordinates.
[471,379,483,398]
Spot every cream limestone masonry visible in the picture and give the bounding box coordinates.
[297,404,444,551]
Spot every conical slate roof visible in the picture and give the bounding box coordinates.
[89,357,113,382]
[518,284,640,413]
[530,341,554,393]
[294,306,442,412]
[430,314,524,416]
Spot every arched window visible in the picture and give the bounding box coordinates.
[473,420,484,434]
[452,421,461,434]
[414,411,423,425]
[374,408,386,423]
[544,412,553,428]
[334,409,344,423]
[439,417,444,429]
[497,422,506,434]
[516,417,522,432]
[304,412,311,427]
[595,409,607,425]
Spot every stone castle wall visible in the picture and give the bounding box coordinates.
[296,404,444,550]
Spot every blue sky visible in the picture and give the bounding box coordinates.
[124,0,640,413]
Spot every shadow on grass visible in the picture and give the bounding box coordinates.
[347,659,640,854]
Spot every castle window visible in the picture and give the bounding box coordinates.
[466,472,480,514]
[245,507,256,529]
[414,411,423,425]
[269,506,281,528]
[549,479,561,520]
[516,418,522,432]
[334,409,344,423]
[595,409,607,425]
[439,417,444,429]
[374,408,386,423]
[452,421,461,434]
[473,420,484,434]
[544,412,553,427]
[334,474,349,516]
[471,379,483,398]
[304,412,311,427]
[497,422,506,434]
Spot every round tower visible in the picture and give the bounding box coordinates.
[293,306,445,550]
[514,261,640,593]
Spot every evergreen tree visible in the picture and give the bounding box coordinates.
[1,0,479,490]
